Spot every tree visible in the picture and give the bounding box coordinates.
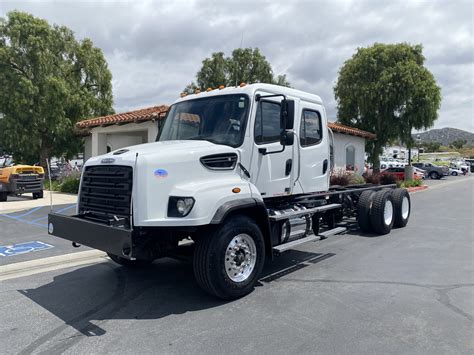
[423,141,441,153]
[0,11,113,165]
[186,48,290,92]
[334,43,441,171]
[451,139,466,150]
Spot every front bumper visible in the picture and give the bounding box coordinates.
[48,213,135,259]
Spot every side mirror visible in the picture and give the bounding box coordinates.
[280,130,294,146]
[281,99,295,130]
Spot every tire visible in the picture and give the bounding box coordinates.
[391,188,411,228]
[37,190,44,198]
[370,190,395,235]
[429,171,439,179]
[451,172,458,176]
[107,253,152,268]
[0,192,7,202]
[193,215,265,300]
[357,190,376,232]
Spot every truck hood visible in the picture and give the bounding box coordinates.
[85,140,238,167]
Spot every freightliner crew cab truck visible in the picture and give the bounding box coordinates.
[48,84,411,299]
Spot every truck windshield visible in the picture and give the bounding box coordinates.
[158,94,250,147]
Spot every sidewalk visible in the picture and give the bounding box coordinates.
[0,191,77,214]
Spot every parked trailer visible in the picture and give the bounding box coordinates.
[48,84,411,299]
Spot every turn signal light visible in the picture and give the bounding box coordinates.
[232,187,241,193]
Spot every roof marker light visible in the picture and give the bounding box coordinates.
[180,92,187,98]
[206,87,213,92]
[239,82,246,87]
[195,89,201,94]
[219,85,225,90]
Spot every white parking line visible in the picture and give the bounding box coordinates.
[0,250,107,281]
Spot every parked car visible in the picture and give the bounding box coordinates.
[381,167,424,180]
[412,162,449,179]
[449,167,464,176]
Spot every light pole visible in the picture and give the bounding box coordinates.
[416,134,421,162]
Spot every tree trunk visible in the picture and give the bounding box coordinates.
[39,138,51,169]
[372,142,381,174]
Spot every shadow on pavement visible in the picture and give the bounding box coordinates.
[18,249,333,343]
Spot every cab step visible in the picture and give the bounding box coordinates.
[272,226,346,254]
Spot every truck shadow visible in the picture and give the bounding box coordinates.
[18,249,334,342]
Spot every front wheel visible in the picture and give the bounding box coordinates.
[193,215,265,300]
[451,172,458,176]
[429,171,439,179]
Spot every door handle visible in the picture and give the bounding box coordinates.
[323,159,328,174]
[285,159,292,176]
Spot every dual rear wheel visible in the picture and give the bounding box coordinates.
[357,188,410,235]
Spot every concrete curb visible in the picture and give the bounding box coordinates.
[406,185,429,193]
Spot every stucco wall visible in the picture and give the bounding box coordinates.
[83,121,159,160]
[332,132,366,174]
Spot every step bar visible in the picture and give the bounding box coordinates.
[272,227,347,254]
[269,203,341,221]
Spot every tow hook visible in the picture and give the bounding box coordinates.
[72,242,81,248]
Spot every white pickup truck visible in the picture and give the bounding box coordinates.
[48,83,411,299]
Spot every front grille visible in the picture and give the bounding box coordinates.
[79,165,133,218]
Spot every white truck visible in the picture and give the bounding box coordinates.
[48,84,411,299]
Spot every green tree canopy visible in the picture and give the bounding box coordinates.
[0,11,113,165]
[334,43,441,169]
[186,48,290,92]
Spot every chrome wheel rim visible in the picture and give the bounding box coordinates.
[401,196,410,219]
[224,233,257,283]
[384,200,394,226]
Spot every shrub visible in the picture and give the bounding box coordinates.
[330,169,353,186]
[363,172,380,185]
[400,179,423,188]
[379,173,398,185]
[350,174,366,185]
[43,179,60,191]
[59,176,80,194]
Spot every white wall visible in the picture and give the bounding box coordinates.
[332,133,366,174]
[84,121,159,160]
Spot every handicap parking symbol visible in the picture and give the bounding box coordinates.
[0,241,54,257]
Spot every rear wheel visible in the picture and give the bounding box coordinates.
[451,171,458,176]
[107,253,152,268]
[357,190,375,232]
[429,171,439,179]
[0,192,7,202]
[391,188,411,228]
[370,190,395,235]
[33,191,43,199]
[193,215,265,300]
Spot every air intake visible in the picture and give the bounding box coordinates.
[200,153,238,170]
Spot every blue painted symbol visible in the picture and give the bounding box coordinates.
[154,169,168,178]
[0,241,54,257]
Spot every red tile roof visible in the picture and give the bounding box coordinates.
[76,105,169,128]
[76,105,376,139]
[328,122,376,139]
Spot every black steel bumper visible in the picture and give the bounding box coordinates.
[48,213,135,259]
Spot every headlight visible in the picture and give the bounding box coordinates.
[168,196,195,217]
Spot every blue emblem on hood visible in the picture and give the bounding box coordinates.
[154,169,168,178]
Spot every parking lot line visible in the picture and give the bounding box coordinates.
[9,206,43,218]
[0,250,107,281]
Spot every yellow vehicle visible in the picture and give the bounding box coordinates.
[0,158,44,201]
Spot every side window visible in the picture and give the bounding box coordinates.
[254,101,281,144]
[300,110,322,147]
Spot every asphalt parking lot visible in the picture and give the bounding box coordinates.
[0,175,473,354]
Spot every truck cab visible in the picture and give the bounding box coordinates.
[49,84,410,299]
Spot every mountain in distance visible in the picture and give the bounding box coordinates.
[413,127,474,146]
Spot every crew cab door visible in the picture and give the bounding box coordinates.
[249,98,294,197]
[296,102,330,193]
